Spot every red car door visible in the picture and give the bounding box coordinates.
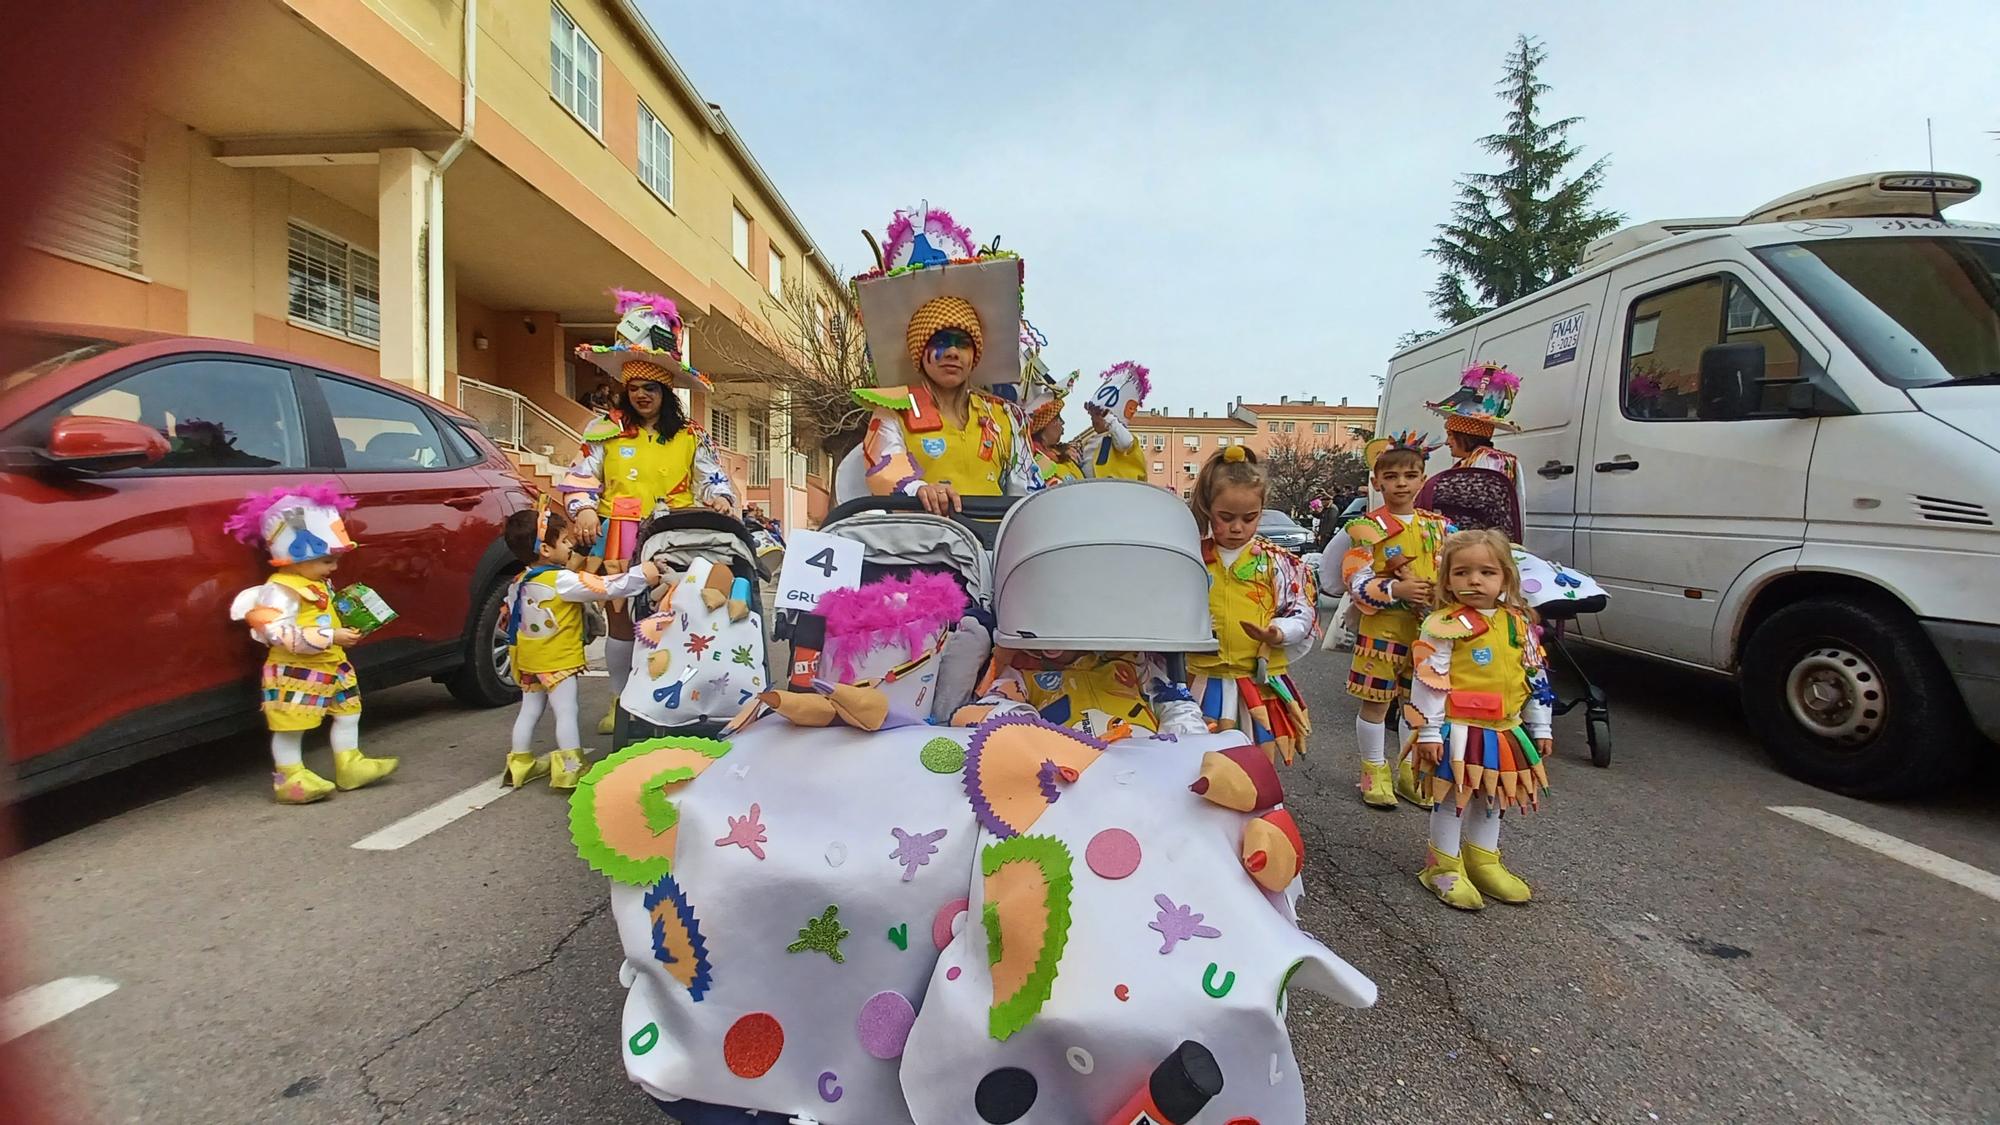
[309,371,501,659]
[0,351,323,772]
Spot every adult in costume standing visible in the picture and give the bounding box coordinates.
[1428,361,1527,521]
[561,289,737,734]
[851,203,1038,515]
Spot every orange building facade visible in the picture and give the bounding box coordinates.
[1110,395,1377,497]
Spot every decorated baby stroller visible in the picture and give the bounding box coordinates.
[611,509,773,750]
[1417,466,1614,767]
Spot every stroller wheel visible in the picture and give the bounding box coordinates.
[1586,711,1611,767]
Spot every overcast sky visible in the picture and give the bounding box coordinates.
[644,0,2000,416]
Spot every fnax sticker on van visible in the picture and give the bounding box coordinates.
[1544,311,1585,367]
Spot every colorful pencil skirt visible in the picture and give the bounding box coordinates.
[1191,671,1311,766]
[1346,634,1413,703]
[1419,721,1551,813]
[261,660,362,731]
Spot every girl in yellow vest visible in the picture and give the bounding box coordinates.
[1341,431,1453,809]
[1409,529,1556,911]
[227,484,398,805]
[561,289,738,734]
[1021,364,1084,487]
[1078,361,1151,481]
[500,506,664,789]
[851,203,1039,514]
[1187,446,1318,765]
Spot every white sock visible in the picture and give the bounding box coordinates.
[270,731,304,769]
[550,676,583,749]
[606,638,635,700]
[1465,794,1502,850]
[330,713,360,752]
[1355,716,1386,765]
[512,689,549,752]
[1428,800,1464,857]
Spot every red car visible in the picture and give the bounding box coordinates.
[0,333,535,796]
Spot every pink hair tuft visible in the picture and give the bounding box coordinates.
[224,482,355,544]
[1102,361,1152,403]
[611,288,681,327]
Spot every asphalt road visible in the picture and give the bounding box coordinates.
[5,641,1998,1125]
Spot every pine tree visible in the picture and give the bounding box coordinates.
[1422,35,1623,327]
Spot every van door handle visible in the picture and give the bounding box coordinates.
[1537,460,1575,479]
[1594,459,1641,473]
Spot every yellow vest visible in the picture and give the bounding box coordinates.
[907,394,1013,496]
[1427,606,1532,730]
[512,568,587,675]
[1015,654,1156,732]
[1352,508,1447,647]
[1190,543,1287,679]
[599,428,701,518]
[268,573,347,670]
[1087,431,1148,481]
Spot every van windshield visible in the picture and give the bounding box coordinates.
[1755,237,2000,389]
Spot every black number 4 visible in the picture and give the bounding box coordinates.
[806,547,839,577]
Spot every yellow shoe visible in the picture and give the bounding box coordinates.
[272,763,335,805]
[1464,841,1533,904]
[1418,845,1486,910]
[596,701,617,736]
[1359,760,1398,808]
[1395,757,1436,808]
[332,748,399,791]
[548,749,585,790]
[505,751,550,789]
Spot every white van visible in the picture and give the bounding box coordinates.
[1378,172,2000,797]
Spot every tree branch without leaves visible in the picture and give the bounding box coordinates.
[702,275,872,462]
[1262,430,1370,520]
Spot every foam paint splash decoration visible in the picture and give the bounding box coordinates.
[644,874,714,1000]
[224,482,359,567]
[963,714,1107,838]
[568,736,731,885]
[980,834,1075,1041]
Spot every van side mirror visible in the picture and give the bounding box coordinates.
[39,416,170,473]
[1698,342,1765,421]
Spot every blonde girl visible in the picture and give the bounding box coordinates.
[1186,445,1318,765]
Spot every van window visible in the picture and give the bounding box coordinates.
[1622,275,1806,421]
[61,357,305,470]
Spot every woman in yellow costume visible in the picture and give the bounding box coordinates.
[561,289,738,733]
[851,203,1039,514]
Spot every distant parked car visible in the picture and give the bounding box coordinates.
[1258,510,1311,552]
[0,332,535,796]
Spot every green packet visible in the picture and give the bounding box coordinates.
[335,583,398,635]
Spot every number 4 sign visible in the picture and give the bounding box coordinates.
[774,528,864,610]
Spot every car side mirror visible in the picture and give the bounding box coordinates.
[1698,342,1765,421]
[40,416,170,473]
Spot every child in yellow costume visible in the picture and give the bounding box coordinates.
[1078,361,1152,481]
[226,484,398,805]
[1020,358,1084,487]
[1342,431,1452,809]
[500,506,664,790]
[1410,529,1555,911]
[1187,446,1317,765]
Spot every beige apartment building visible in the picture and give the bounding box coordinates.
[1,0,843,525]
[1118,394,1377,497]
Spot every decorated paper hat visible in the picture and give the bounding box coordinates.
[1020,367,1077,435]
[574,289,714,392]
[853,203,1023,388]
[224,482,359,567]
[1362,428,1439,470]
[1087,361,1151,420]
[1426,361,1522,435]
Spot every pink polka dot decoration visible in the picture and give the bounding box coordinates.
[933,897,970,950]
[1085,828,1142,880]
[855,990,917,1059]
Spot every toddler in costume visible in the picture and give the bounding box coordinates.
[1411,528,1555,910]
[226,484,397,804]
[1342,431,1453,808]
[1186,445,1317,764]
[500,505,664,790]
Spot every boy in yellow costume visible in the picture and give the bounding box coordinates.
[1341,431,1453,809]
[227,484,398,804]
[1077,360,1151,481]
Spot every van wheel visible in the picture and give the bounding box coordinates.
[447,578,521,708]
[1739,596,1968,798]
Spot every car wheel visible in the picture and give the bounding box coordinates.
[447,577,521,708]
[1739,595,1970,798]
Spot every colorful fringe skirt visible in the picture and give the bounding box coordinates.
[1346,633,1412,703]
[261,660,362,732]
[1420,722,1550,813]
[517,664,585,692]
[1191,671,1311,765]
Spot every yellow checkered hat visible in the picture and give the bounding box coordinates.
[904,296,984,368]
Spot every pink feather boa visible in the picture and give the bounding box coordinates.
[1462,362,1520,391]
[882,205,975,268]
[224,482,355,544]
[814,571,969,683]
[612,287,681,329]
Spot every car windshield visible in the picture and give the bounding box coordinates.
[1755,236,2000,389]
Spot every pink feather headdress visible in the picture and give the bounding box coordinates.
[882,204,976,269]
[814,572,970,683]
[1100,361,1152,403]
[1462,361,1520,392]
[612,288,682,331]
[223,482,355,544]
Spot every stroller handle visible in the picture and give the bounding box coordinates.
[820,494,1018,550]
[626,509,759,565]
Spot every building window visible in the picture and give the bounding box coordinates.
[731,206,751,269]
[287,222,380,344]
[637,101,673,204]
[1282,421,1295,432]
[709,403,737,449]
[1152,435,1165,451]
[1152,461,1165,473]
[1266,421,1279,432]
[1313,422,1330,434]
[1183,435,1200,450]
[767,246,784,297]
[550,3,601,134]
[34,139,142,274]
[1182,462,1195,476]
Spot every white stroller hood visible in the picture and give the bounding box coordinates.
[990,478,1218,653]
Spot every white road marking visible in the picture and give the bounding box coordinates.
[1608,925,1939,1124]
[2,976,119,1042]
[351,778,515,851]
[1768,806,2000,904]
